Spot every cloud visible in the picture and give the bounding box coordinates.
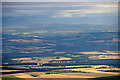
[72,4,118,8]
[3,2,117,8]
[3,9,51,16]
[52,9,113,18]
[51,2,118,18]
[3,2,117,17]
[2,0,119,2]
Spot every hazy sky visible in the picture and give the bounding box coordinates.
[2,0,119,2]
[2,2,118,27]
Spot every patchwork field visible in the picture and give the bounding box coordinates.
[2,65,119,78]
[11,57,71,63]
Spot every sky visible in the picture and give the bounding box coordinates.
[1,2,118,34]
[2,2,118,26]
[2,0,119,2]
